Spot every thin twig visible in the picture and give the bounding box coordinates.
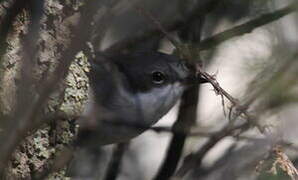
[172,46,298,180]
[175,122,250,178]
[132,5,206,180]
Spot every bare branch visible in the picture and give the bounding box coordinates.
[0,0,45,173]
[197,1,298,51]
[154,85,200,180]
[173,53,298,180]
[0,0,27,61]
[0,0,104,174]
[105,0,220,54]
[175,122,250,178]
[103,143,129,180]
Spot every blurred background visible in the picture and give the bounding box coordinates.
[0,0,298,179]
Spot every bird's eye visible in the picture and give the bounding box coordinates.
[151,71,165,84]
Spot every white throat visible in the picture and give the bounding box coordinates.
[135,82,184,125]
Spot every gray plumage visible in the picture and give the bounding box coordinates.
[67,51,197,178]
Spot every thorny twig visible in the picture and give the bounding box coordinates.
[174,61,298,178]
[196,66,256,125]
[133,5,204,180]
[136,4,204,180]
[132,2,298,179]
[2,0,297,178]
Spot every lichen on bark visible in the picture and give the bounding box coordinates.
[0,0,90,179]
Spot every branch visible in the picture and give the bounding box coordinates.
[175,122,250,178]
[105,3,298,178]
[103,143,129,180]
[105,0,219,54]
[154,85,200,180]
[132,4,209,180]
[0,0,28,111]
[0,0,45,173]
[0,0,104,173]
[0,0,27,61]
[130,4,210,180]
[197,1,298,51]
[173,55,298,179]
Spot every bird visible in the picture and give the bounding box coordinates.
[66,51,203,178]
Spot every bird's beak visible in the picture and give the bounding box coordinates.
[182,73,208,85]
[196,73,208,84]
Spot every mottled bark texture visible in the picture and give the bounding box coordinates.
[0,1,89,179]
[1,0,297,179]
